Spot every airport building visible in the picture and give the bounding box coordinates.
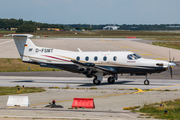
[103,26,120,30]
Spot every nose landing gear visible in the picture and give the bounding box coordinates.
[144,75,150,85]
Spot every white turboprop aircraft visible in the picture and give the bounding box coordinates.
[7,34,176,85]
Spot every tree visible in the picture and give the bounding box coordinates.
[16,24,37,33]
[84,27,93,30]
[18,19,23,25]
[75,27,83,30]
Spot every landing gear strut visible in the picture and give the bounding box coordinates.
[144,75,150,85]
[93,73,103,85]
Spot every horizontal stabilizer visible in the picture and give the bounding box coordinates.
[5,34,33,38]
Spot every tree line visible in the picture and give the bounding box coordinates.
[0,18,180,32]
[64,24,180,30]
[118,24,180,31]
[0,18,65,30]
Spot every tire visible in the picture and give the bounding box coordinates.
[93,78,101,85]
[108,77,115,84]
[144,80,150,85]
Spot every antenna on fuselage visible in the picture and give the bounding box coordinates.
[78,48,82,52]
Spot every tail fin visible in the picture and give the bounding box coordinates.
[10,34,37,61]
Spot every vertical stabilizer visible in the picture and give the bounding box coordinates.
[11,34,36,61]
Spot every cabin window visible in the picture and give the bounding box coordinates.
[94,56,98,61]
[85,56,89,61]
[113,56,117,61]
[103,56,107,61]
[76,56,80,61]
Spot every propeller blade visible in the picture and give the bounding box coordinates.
[169,51,171,62]
[170,66,173,78]
[172,57,175,62]
[168,51,176,78]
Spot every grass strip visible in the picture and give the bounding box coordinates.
[152,42,180,50]
[137,99,180,119]
[0,86,45,96]
[0,58,60,72]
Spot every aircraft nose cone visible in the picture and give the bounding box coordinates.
[169,62,176,66]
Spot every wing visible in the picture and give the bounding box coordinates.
[71,60,117,74]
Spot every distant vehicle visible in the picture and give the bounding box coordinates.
[54,28,60,31]
[7,34,176,85]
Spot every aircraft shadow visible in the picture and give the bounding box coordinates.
[12,80,167,87]
[13,80,34,82]
[79,81,133,86]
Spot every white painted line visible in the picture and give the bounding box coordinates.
[120,113,136,118]
[0,115,100,119]
[0,40,13,45]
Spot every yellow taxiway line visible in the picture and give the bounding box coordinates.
[140,54,152,56]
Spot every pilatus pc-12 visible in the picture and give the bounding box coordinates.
[7,34,176,85]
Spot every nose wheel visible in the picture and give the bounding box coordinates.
[144,75,150,85]
[144,80,149,85]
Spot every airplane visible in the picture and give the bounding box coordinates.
[6,34,176,85]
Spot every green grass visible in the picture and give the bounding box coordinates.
[152,42,180,50]
[0,58,61,72]
[138,99,180,119]
[0,31,15,33]
[0,86,45,96]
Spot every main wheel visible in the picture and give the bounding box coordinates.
[107,77,115,84]
[93,78,101,85]
[144,80,150,85]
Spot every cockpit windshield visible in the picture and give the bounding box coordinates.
[127,54,142,60]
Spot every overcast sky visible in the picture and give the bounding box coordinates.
[0,0,180,25]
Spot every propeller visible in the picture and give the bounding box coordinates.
[168,51,176,78]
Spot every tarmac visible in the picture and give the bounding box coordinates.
[0,37,180,120]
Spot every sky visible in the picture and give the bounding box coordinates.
[0,0,180,25]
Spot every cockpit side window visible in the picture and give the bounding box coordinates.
[127,54,133,60]
[127,54,142,60]
[133,54,141,59]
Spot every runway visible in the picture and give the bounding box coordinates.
[0,75,180,90]
[0,37,180,119]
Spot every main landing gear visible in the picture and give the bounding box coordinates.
[144,75,150,85]
[107,74,118,84]
[93,77,101,85]
[93,73,118,85]
[93,72,103,85]
[93,76,116,85]
[107,76,115,84]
